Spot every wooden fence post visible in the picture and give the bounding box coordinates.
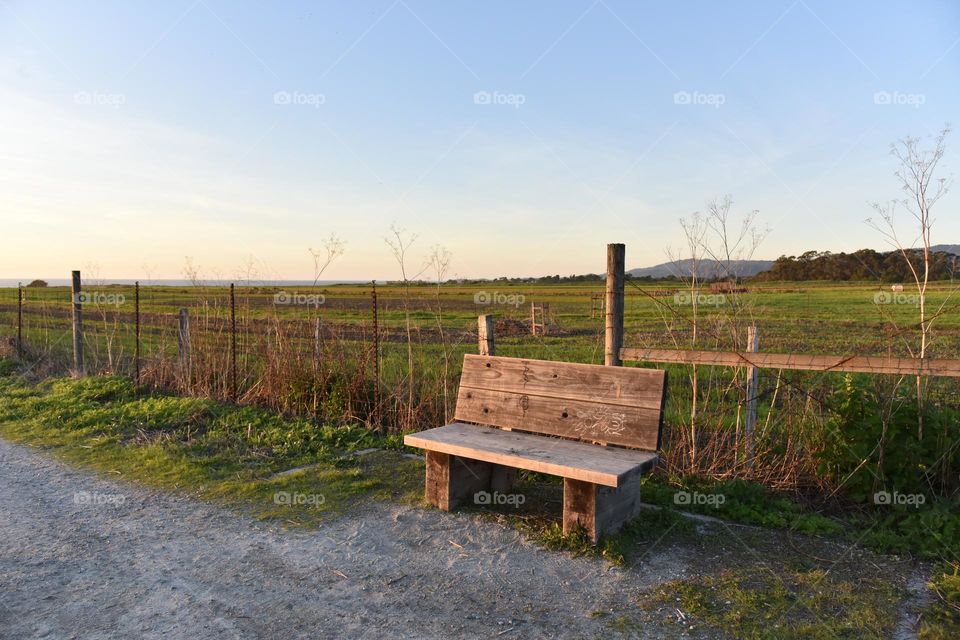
[478,314,495,355]
[178,308,190,382]
[16,282,23,359]
[230,283,237,401]
[371,282,380,429]
[605,244,625,366]
[134,281,140,385]
[71,270,85,376]
[745,324,760,466]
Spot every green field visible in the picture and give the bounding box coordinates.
[1,279,958,494]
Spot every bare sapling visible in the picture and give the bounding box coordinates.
[427,245,453,422]
[867,125,953,440]
[385,224,428,429]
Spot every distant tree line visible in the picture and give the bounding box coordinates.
[752,249,959,282]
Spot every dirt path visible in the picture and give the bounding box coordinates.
[0,437,932,639]
[0,438,693,639]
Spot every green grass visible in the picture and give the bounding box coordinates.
[647,568,901,639]
[921,562,960,639]
[0,366,422,526]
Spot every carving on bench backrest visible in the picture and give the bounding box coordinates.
[573,403,626,439]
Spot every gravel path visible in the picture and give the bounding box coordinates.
[0,439,691,639]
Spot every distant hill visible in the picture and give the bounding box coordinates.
[628,245,959,281]
[627,259,774,280]
[930,244,960,255]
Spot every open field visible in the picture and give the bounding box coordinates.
[2,279,959,491]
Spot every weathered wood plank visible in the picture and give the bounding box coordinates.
[620,348,960,377]
[459,354,666,409]
[404,423,658,487]
[454,386,661,450]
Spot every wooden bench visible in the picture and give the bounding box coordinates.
[403,354,668,541]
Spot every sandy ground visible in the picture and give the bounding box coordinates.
[0,438,930,639]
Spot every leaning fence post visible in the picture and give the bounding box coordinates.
[605,244,625,366]
[71,270,85,376]
[178,308,191,383]
[478,314,495,355]
[745,324,760,467]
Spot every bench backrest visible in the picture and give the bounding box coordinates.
[454,355,667,451]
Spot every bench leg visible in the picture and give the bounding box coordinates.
[490,465,517,493]
[563,471,642,542]
[424,451,492,511]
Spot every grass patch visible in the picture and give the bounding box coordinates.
[647,568,901,639]
[0,367,422,526]
[921,562,960,639]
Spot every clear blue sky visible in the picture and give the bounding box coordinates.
[1,0,957,281]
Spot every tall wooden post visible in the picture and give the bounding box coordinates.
[16,282,23,359]
[230,284,237,401]
[178,308,190,384]
[745,324,760,467]
[134,282,140,385]
[605,244,625,366]
[478,314,495,355]
[371,282,380,429]
[71,270,85,375]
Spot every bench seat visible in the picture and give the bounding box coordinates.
[404,422,658,488]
